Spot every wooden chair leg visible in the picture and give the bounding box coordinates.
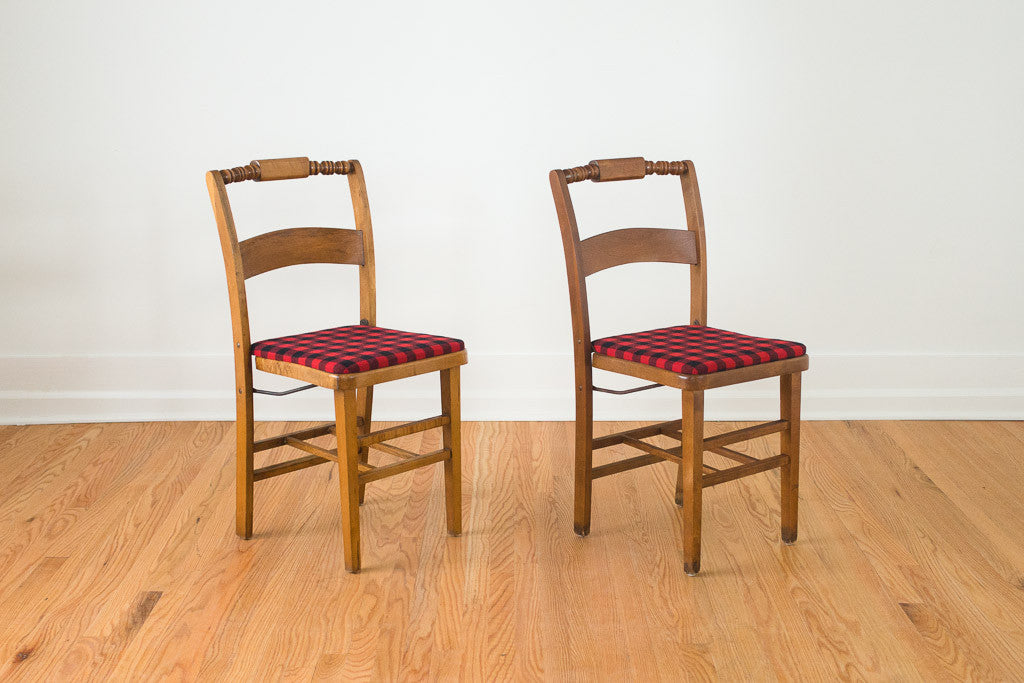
[236,386,254,539]
[440,367,462,536]
[780,372,801,544]
[334,388,362,573]
[573,383,594,536]
[676,390,704,575]
[356,387,373,505]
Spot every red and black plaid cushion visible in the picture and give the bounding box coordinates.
[251,325,465,375]
[592,325,805,376]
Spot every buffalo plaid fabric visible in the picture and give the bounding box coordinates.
[591,325,805,376]
[251,325,464,375]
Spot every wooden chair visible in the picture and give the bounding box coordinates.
[206,156,467,573]
[549,157,809,575]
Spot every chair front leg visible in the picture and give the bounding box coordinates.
[440,367,462,536]
[236,384,254,539]
[356,386,373,505]
[780,372,801,544]
[334,388,362,573]
[676,390,705,575]
[573,379,594,537]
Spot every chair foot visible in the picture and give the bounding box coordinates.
[674,491,685,507]
[684,560,701,576]
[574,522,590,537]
[782,528,798,545]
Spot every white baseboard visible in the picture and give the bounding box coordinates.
[1,353,1022,424]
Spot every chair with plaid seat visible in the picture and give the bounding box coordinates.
[549,157,808,575]
[207,157,467,573]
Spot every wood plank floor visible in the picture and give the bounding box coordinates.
[0,420,1022,680]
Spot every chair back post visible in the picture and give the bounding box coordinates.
[678,160,708,325]
[345,161,377,327]
[205,170,254,402]
[549,169,594,401]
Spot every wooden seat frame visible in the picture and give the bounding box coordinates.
[206,156,466,573]
[549,157,808,575]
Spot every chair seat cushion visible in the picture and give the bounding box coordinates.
[591,325,806,376]
[251,325,465,375]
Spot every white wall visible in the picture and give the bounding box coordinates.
[1,1,1022,423]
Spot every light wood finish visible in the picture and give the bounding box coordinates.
[359,415,449,447]
[206,156,467,572]
[441,366,462,536]
[677,391,705,574]
[334,389,361,572]
[593,352,809,391]
[2,420,1023,679]
[254,349,468,391]
[253,422,334,452]
[550,157,808,574]
[252,453,331,481]
[579,228,698,276]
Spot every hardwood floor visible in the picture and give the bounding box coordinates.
[0,420,1022,680]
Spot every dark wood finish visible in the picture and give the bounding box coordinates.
[206,155,467,573]
[780,373,801,543]
[591,453,664,479]
[358,415,449,447]
[702,454,790,489]
[707,445,757,465]
[358,449,450,485]
[621,436,682,465]
[549,169,594,537]
[239,228,364,279]
[590,156,647,182]
[703,420,787,449]
[549,156,808,575]
[579,228,697,276]
[217,157,355,184]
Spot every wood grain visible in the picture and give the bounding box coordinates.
[579,228,698,276]
[1,420,1022,679]
[239,227,364,279]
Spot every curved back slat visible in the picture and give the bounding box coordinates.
[579,228,697,277]
[239,227,365,279]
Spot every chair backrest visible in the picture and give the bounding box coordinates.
[205,156,377,388]
[549,157,708,376]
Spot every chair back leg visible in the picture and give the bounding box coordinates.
[236,389,255,539]
[356,386,374,504]
[334,388,362,573]
[573,384,594,537]
[677,390,705,575]
[780,373,802,544]
[441,367,463,536]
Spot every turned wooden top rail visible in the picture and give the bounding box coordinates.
[217,156,355,184]
[559,157,688,183]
